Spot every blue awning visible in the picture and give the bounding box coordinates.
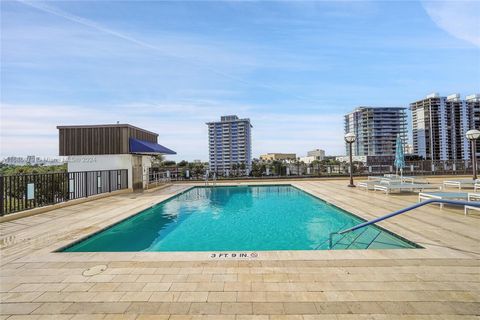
[129,138,176,155]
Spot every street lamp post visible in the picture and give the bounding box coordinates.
[344,133,356,187]
[466,129,480,180]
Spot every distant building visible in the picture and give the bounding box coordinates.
[298,156,316,164]
[57,124,176,190]
[405,144,414,155]
[206,115,252,176]
[259,153,296,162]
[344,107,408,157]
[410,93,479,160]
[307,149,325,161]
[467,94,480,158]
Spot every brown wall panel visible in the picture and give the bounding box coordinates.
[58,125,158,156]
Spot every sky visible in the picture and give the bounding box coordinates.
[1,0,479,161]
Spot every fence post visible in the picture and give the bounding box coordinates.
[84,171,88,197]
[109,171,112,193]
[0,176,4,216]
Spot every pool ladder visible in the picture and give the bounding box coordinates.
[204,173,217,187]
[328,199,480,249]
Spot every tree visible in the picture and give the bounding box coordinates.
[151,155,165,167]
[239,162,246,176]
[177,160,188,167]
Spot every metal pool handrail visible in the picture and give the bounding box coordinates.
[328,199,480,249]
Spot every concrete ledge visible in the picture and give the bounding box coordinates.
[0,188,133,223]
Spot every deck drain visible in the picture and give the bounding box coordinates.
[83,264,107,276]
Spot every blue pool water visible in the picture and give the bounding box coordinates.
[63,185,418,252]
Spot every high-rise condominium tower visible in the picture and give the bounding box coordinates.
[206,115,252,175]
[344,107,408,157]
[410,93,479,160]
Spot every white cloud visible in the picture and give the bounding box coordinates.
[422,1,480,47]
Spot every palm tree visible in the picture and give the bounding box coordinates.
[239,162,246,176]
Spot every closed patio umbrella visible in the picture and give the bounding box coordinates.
[394,134,406,179]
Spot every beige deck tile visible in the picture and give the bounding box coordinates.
[69,315,106,320]
[211,274,237,282]
[220,302,253,315]
[136,275,164,282]
[282,302,317,314]
[195,282,224,292]
[103,315,137,320]
[207,292,237,302]
[185,274,212,283]
[224,282,252,292]
[115,282,146,292]
[1,291,44,303]
[170,283,198,291]
[149,292,182,302]
[252,302,284,315]
[302,315,338,320]
[64,291,97,302]
[89,282,121,292]
[135,315,169,320]
[62,283,95,292]
[314,302,352,314]
[9,284,45,292]
[36,315,73,320]
[269,316,304,320]
[177,292,209,302]
[188,302,221,315]
[142,282,172,292]
[31,302,73,314]
[90,292,126,302]
[2,316,42,320]
[236,292,267,302]
[160,302,191,314]
[63,302,132,314]
[111,275,140,283]
[124,301,164,314]
[0,303,42,315]
[120,291,153,302]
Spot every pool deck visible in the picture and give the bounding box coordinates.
[1,178,479,319]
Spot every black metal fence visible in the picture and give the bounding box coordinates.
[0,169,128,216]
[153,159,478,181]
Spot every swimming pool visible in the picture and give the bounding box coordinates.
[63,185,418,252]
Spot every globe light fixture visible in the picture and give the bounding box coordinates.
[466,129,480,180]
[344,133,356,187]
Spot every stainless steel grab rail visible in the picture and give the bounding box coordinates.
[328,199,480,249]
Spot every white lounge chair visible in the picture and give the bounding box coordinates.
[418,192,469,209]
[374,183,440,195]
[443,179,478,190]
[359,178,401,191]
[465,193,480,215]
[475,180,480,192]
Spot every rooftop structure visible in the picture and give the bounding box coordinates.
[57,124,175,190]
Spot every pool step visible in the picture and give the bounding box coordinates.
[331,228,367,249]
[330,227,382,250]
[348,228,381,249]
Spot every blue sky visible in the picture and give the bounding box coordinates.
[1,0,479,160]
